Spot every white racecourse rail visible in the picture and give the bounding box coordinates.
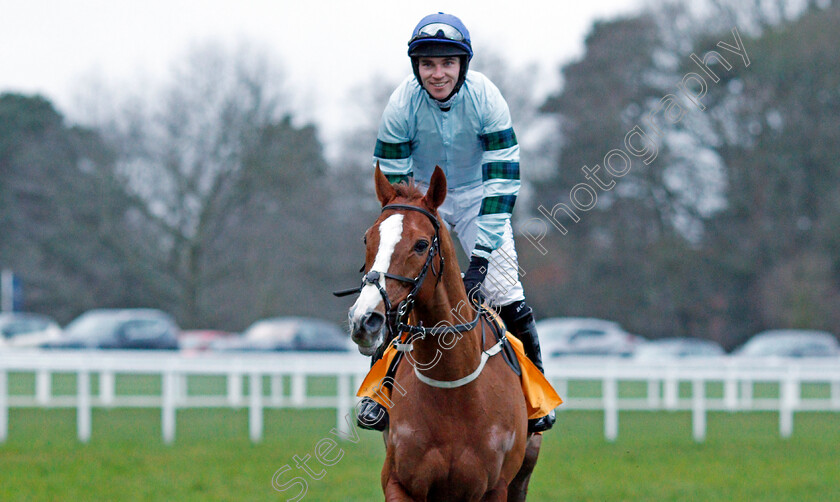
[1,350,839,443]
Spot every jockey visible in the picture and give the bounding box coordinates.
[357,12,555,433]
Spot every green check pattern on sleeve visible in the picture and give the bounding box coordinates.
[385,173,412,184]
[480,128,518,151]
[374,139,411,159]
[474,244,494,255]
[479,195,517,215]
[482,162,520,181]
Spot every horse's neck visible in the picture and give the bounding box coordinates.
[408,227,483,382]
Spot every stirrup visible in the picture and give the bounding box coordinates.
[528,409,556,433]
[357,397,389,431]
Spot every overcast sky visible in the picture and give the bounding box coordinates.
[1,0,643,150]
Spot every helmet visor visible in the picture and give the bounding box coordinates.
[409,43,469,58]
[410,22,466,43]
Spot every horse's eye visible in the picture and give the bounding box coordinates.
[414,240,429,253]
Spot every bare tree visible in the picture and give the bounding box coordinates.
[90,41,334,329]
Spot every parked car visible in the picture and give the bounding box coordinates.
[536,317,642,357]
[178,329,237,354]
[0,312,62,348]
[634,337,725,361]
[733,329,840,358]
[41,309,179,350]
[210,317,352,352]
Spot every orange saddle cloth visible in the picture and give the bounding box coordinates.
[356,322,563,420]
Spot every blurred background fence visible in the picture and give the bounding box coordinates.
[2,351,838,444]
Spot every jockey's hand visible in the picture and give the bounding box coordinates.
[462,255,489,308]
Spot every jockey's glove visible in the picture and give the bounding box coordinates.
[462,255,489,307]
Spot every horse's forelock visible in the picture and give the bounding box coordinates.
[392,181,425,202]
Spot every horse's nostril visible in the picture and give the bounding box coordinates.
[362,312,385,333]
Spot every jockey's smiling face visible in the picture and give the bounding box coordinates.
[417,56,460,100]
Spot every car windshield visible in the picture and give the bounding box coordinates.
[122,320,168,340]
[748,337,794,354]
[539,320,618,339]
[741,332,837,356]
[570,329,607,341]
[0,317,51,338]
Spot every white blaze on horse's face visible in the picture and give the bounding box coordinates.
[349,214,404,356]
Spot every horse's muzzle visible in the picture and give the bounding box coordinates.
[350,311,385,356]
[362,311,385,333]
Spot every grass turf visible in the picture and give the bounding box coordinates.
[1,408,838,501]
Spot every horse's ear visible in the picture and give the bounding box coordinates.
[374,162,396,206]
[423,166,447,210]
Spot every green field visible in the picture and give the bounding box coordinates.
[2,409,839,501]
[1,374,839,501]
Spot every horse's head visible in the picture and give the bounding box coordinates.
[347,164,447,355]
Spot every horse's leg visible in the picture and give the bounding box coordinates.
[482,479,509,501]
[383,475,419,502]
[507,433,542,502]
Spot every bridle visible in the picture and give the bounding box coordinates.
[334,203,479,345]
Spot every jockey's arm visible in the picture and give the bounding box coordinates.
[473,83,520,260]
[373,85,414,184]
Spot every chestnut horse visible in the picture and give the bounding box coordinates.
[347,165,541,501]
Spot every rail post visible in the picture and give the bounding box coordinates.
[603,370,618,441]
[0,370,7,442]
[77,370,91,442]
[249,372,263,443]
[162,370,177,444]
[336,373,351,436]
[692,378,706,442]
[227,372,243,407]
[36,369,51,405]
[100,370,115,406]
[779,370,798,439]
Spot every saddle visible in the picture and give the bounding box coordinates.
[356,307,562,419]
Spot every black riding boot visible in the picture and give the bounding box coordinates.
[356,343,389,431]
[500,301,556,433]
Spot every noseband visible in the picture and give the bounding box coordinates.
[334,203,479,344]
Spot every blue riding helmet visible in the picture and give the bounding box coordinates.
[408,12,473,59]
[408,12,473,101]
